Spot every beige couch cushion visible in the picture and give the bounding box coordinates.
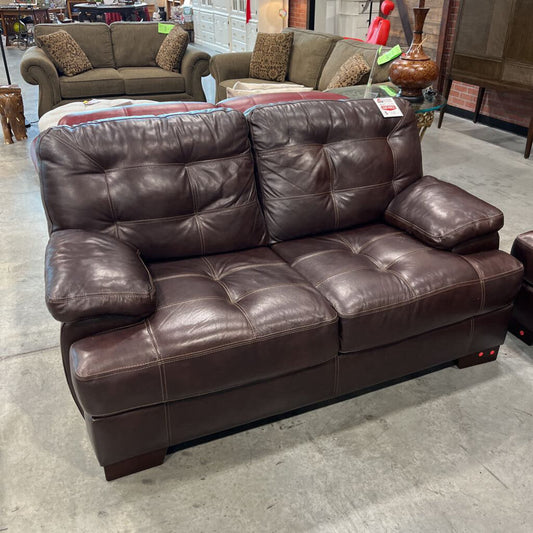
[118,67,186,95]
[219,78,302,99]
[35,23,115,69]
[111,22,167,68]
[284,28,341,88]
[59,68,124,99]
[319,40,391,91]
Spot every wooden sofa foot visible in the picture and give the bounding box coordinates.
[456,347,499,369]
[104,448,167,481]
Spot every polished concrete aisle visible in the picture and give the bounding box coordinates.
[1,46,532,533]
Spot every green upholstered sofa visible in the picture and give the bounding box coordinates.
[20,22,210,117]
[210,28,391,102]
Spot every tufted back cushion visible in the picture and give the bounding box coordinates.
[246,99,422,243]
[35,109,267,261]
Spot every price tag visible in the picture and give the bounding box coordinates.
[377,44,402,65]
[374,97,403,118]
[158,23,174,34]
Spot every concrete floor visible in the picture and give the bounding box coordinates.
[1,44,532,533]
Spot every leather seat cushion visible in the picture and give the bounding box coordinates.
[274,224,523,353]
[118,67,186,95]
[70,247,338,416]
[59,68,125,99]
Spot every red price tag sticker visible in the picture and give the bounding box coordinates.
[374,97,403,118]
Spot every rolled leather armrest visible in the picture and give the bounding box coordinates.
[19,46,61,117]
[45,230,156,323]
[385,176,504,250]
[180,46,211,102]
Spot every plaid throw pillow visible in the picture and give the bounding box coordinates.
[38,30,93,77]
[156,26,189,72]
[327,54,370,89]
[249,32,294,83]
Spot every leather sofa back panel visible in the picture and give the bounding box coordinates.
[111,22,166,68]
[247,99,422,243]
[35,24,115,69]
[36,109,267,261]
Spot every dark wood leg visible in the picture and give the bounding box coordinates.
[473,87,485,123]
[456,346,499,369]
[104,448,167,481]
[525,116,533,159]
[437,77,453,129]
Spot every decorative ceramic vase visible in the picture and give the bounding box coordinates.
[388,0,439,102]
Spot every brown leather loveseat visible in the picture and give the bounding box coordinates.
[34,99,523,480]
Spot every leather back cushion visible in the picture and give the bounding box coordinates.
[111,22,166,68]
[247,99,422,242]
[58,102,215,126]
[35,109,267,260]
[35,23,115,69]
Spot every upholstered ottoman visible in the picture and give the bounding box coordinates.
[509,231,533,344]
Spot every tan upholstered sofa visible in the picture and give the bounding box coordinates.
[210,28,391,102]
[20,22,210,117]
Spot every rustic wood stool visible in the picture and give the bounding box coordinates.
[0,85,27,144]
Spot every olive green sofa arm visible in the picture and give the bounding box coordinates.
[210,52,252,102]
[20,46,61,118]
[181,46,211,102]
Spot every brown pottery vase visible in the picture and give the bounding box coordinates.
[389,0,439,102]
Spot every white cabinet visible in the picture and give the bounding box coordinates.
[214,13,229,48]
[314,0,379,40]
[195,0,276,52]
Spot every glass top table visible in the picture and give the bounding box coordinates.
[327,84,446,138]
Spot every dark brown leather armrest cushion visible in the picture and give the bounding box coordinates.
[511,231,533,283]
[45,230,156,323]
[385,176,504,250]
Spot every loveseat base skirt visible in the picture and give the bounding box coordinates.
[85,305,513,479]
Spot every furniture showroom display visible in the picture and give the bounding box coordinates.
[438,0,533,159]
[210,27,392,102]
[509,231,533,345]
[19,22,210,117]
[34,97,524,480]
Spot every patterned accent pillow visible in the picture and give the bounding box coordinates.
[156,26,189,72]
[38,30,93,77]
[327,54,370,89]
[249,32,294,83]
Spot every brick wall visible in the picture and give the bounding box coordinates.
[440,0,533,129]
[388,0,444,61]
[289,0,308,29]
